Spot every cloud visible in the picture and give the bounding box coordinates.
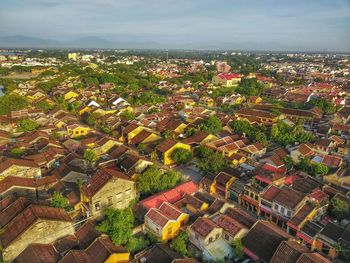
[0,0,349,51]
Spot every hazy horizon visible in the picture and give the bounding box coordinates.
[1,0,350,52]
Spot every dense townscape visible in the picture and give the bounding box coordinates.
[0,49,350,263]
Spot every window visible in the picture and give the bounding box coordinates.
[167,227,172,235]
[95,202,101,211]
[280,207,285,214]
[125,188,131,195]
[116,192,122,199]
[75,131,79,134]
[209,237,213,243]
[107,196,113,206]
[287,210,291,217]
[225,233,229,241]
[274,204,278,210]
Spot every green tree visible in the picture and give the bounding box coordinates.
[159,170,181,191]
[196,147,228,173]
[97,207,134,245]
[312,162,328,176]
[50,191,70,211]
[171,231,189,256]
[232,238,244,260]
[200,116,222,134]
[329,197,349,221]
[171,148,193,164]
[120,110,135,121]
[231,120,267,145]
[17,119,39,132]
[282,156,294,171]
[136,166,180,195]
[36,100,54,112]
[126,236,150,254]
[83,149,98,162]
[0,94,28,115]
[10,147,25,157]
[86,112,102,126]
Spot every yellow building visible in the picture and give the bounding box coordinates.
[183,131,218,147]
[78,106,92,115]
[66,124,91,138]
[229,153,246,166]
[68,52,78,60]
[155,139,191,165]
[64,90,79,101]
[212,73,241,86]
[145,202,189,242]
[80,168,136,219]
[128,129,162,145]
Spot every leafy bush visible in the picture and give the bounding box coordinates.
[171,148,193,164]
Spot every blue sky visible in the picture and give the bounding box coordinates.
[1,0,349,51]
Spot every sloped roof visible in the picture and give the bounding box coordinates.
[0,157,39,174]
[81,168,132,197]
[0,205,71,248]
[270,240,309,263]
[14,243,60,263]
[242,220,292,262]
[190,217,219,238]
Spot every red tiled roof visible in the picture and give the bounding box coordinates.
[261,185,281,202]
[81,168,132,197]
[14,243,60,263]
[156,139,178,153]
[191,217,218,238]
[270,240,309,263]
[0,158,39,174]
[242,221,292,262]
[217,214,245,237]
[74,221,101,249]
[224,207,257,228]
[0,205,71,248]
[296,252,332,263]
[0,176,57,194]
[140,181,198,210]
[0,197,30,227]
[158,202,182,221]
[274,187,305,209]
[218,73,241,80]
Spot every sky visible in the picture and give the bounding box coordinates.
[0,0,350,51]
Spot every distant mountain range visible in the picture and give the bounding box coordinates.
[0,35,345,52]
[0,35,160,49]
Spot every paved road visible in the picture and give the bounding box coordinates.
[176,164,203,183]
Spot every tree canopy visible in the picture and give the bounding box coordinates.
[136,166,181,196]
[271,120,314,146]
[171,148,193,165]
[17,119,39,132]
[298,157,329,177]
[97,207,134,245]
[83,149,98,162]
[50,191,70,211]
[329,197,349,221]
[196,146,228,173]
[231,120,267,145]
[200,116,222,134]
[0,94,28,115]
[170,231,189,256]
[10,148,25,157]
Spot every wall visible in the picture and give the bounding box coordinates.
[2,219,74,262]
[90,177,136,218]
